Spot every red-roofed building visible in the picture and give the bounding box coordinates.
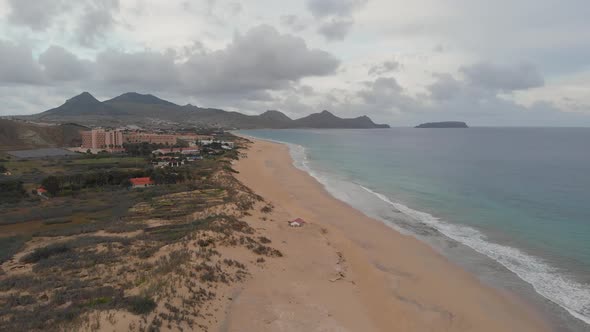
[129,177,155,189]
[37,187,48,195]
[288,218,307,227]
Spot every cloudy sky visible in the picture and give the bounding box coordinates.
[1,0,589,126]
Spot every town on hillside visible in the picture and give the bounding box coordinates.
[1,126,238,200]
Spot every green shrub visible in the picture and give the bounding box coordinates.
[125,296,157,315]
[21,244,70,264]
[0,236,28,263]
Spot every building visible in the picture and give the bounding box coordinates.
[129,177,155,189]
[152,156,185,168]
[198,139,235,149]
[152,148,200,155]
[124,132,177,146]
[81,129,125,152]
[288,218,306,227]
[175,134,213,147]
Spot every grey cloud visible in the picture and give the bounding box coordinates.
[96,49,179,90]
[6,0,66,31]
[76,0,120,47]
[0,25,339,98]
[306,0,367,41]
[306,0,367,18]
[39,46,93,81]
[180,25,340,95]
[460,62,545,92]
[359,77,403,102]
[280,15,307,32]
[356,77,418,115]
[0,41,45,85]
[317,17,354,41]
[427,73,462,100]
[228,2,243,16]
[368,60,400,76]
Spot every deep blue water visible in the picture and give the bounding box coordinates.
[240,128,590,330]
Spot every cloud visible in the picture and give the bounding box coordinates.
[358,77,402,102]
[368,60,400,76]
[280,15,307,32]
[0,40,45,85]
[6,0,120,47]
[0,25,339,102]
[39,46,93,81]
[317,17,354,41]
[0,42,91,85]
[460,62,545,92]
[95,49,179,90]
[76,0,120,47]
[179,25,340,95]
[353,76,423,116]
[427,73,462,100]
[306,0,367,18]
[6,0,66,31]
[306,0,367,41]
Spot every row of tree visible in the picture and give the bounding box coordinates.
[124,141,189,156]
[40,166,195,196]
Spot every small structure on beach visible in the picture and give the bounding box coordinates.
[288,218,306,227]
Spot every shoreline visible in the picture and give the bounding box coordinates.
[222,137,550,331]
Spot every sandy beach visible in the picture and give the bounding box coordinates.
[220,137,550,332]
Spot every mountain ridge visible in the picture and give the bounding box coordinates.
[30,92,390,129]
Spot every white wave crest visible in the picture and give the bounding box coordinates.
[359,185,590,325]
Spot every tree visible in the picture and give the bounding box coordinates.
[41,176,61,196]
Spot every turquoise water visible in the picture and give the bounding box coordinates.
[240,128,590,331]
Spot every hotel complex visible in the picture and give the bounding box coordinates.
[81,129,125,151]
[81,129,178,152]
[124,132,177,145]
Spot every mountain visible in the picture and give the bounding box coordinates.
[29,92,390,129]
[105,92,178,106]
[39,92,121,119]
[293,110,389,129]
[0,119,88,151]
[415,121,469,128]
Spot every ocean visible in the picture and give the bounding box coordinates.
[239,128,590,332]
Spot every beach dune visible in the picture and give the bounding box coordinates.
[221,138,549,332]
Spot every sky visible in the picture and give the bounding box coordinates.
[0,0,589,126]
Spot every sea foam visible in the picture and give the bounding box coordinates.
[359,185,590,325]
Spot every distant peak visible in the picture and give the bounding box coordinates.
[106,92,178,106]
[320,110,333,115]
[259,110,292,121]
[66,92,100,104]
[262,110,285,116]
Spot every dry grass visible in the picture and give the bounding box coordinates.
[0,137,281,331]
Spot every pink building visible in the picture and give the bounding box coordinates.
[81,129,124,152]
[124,132,177,145]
